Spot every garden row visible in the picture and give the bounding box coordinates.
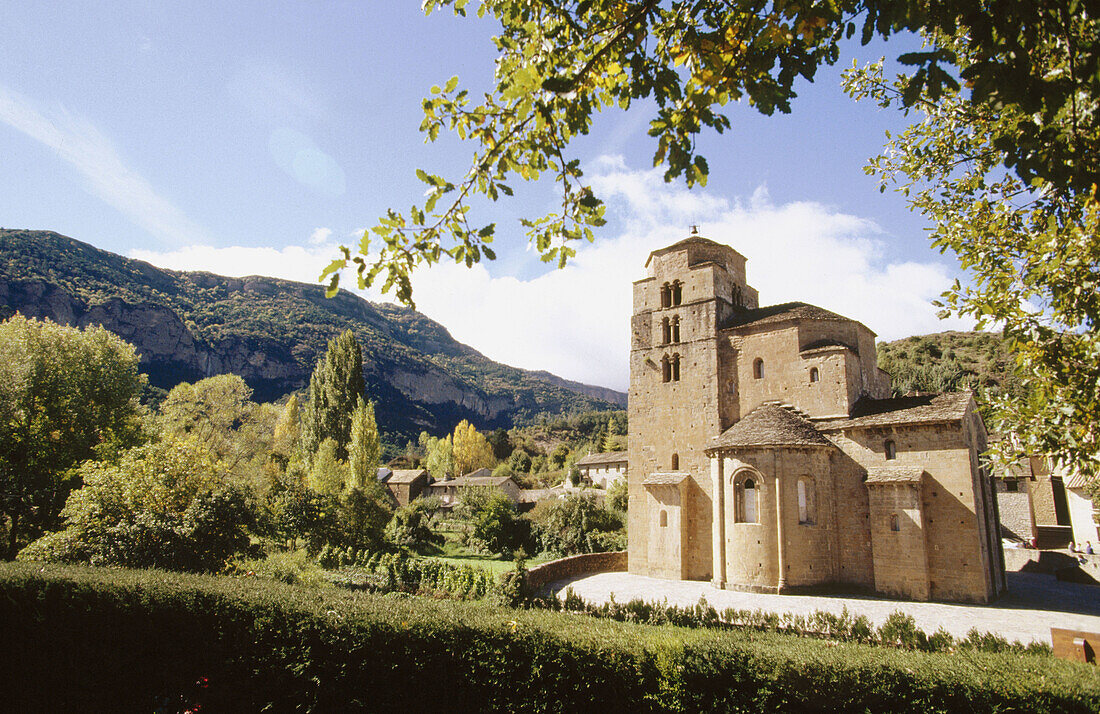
[1,563,1096,713]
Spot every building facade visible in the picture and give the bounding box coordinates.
[628,235,1006,603]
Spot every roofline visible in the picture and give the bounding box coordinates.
[643,235,747,268]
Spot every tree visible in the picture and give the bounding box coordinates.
[487,427,513,461]
[530,493,625,556]
[300,330,365,461]
[158,374,270,474]
[420,432,455,480]
[347,397,381,489]
[272,394,301,464]
[451,419,495,476]
[307,438,348,496]
[606,477,628,513]
[0,316,144,559]
[17,438,255,572]
[844,28,1100,477]
[466,491,529,557]
[322,1,1100,308]
[385,497,445,552]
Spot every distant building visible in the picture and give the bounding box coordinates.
[628,235,1005,603]
[424,469,521,508]
[381,469,429,507]
[996,456,1098,548]
[575,451,628,489]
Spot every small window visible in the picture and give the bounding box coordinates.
[660,283,671,309]
[809,367,819,383]
[659,510,668,528]
[889,513,900,532]
[1005,479,1019,493]
[671,315,680,342]
[661,317,671,344]
[885,440,897,460]
[671,353,681,382]
[661,355,671,383]
[753,358,764,380]
[736,476,758,523]
[670,453,679,470]
[733,284,742,307]
[671,280,683,306]
[797,478,814,525]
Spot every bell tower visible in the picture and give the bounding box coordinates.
[627,234,758,580]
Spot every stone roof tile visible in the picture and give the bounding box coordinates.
[387,469,427,484]
[643,472,690,486]
[722,302,851,331]
[575,451,628,466]
[817,392,973,430]
[711,403,834,449]
[865,465,926,484]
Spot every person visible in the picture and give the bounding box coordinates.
[1086,542,1095,555]
[1070,541,1079,553]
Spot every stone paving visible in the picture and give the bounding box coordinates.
[547,571,1100,644]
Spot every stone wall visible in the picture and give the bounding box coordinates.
[995,479,1035,541]
[525,551,628,592]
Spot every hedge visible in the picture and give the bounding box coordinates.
[0,563,1097,713]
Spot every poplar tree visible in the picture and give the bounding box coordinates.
[451,419,495,476]
[347,397,381,490]
[300,330,365,461]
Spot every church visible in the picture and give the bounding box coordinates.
[627,235,1006,603]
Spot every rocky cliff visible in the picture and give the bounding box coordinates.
[0,229,626,440]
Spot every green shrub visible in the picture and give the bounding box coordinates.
[0,563,1095,713]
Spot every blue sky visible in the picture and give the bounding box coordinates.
[1,3,970,392]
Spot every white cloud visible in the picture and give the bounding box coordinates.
[0,82,211,247]
[131,158,971,394]
[309,227,333,245]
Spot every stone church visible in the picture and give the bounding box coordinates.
[627,235,1006,603]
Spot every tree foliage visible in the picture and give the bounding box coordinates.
[322,0,1100,307]
[347,397,381,489]
[300,330,365,461]
[0,316,145,559]
[845,25,1100,477]
[420,431,455,480]
[17,438,254,572]
[451,419,495,476]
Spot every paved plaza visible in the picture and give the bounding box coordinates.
[547,571,1100,644]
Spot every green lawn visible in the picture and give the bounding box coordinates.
[421,533,554,576]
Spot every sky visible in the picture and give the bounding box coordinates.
[0,2,972,394]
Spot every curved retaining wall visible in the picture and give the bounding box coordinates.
[526,551,627,592]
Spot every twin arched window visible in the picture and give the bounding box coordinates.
[661,354,681,382]
[660,281,683,308]
[661,315,681,344]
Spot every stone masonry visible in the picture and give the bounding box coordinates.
[628,234,1006,603]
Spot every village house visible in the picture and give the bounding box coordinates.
[628,234,1005,603]
[574,451,628,489]
[423,468,522,509]
[380,468,430,507]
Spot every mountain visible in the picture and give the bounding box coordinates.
[0,230,625,440]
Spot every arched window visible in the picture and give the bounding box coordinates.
[661,355,671,383]
[889,513,900,532]
[671,315,680,342]
[670,453,679,470]
[671,280,683,306]
[733,284,742,307]
[809,367,819,383]
[661,317,671,344]
[659,510,668,527]
[671,353,681,382]
[885,440,897,460]
[753,358,764,380]
[735,475,758,523]
[797,478,814,524]
[660,283,671,308]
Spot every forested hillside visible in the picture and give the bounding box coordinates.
[0,230,624,441]
[876,331,1024,410]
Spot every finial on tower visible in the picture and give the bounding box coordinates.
[690,224,698,235]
